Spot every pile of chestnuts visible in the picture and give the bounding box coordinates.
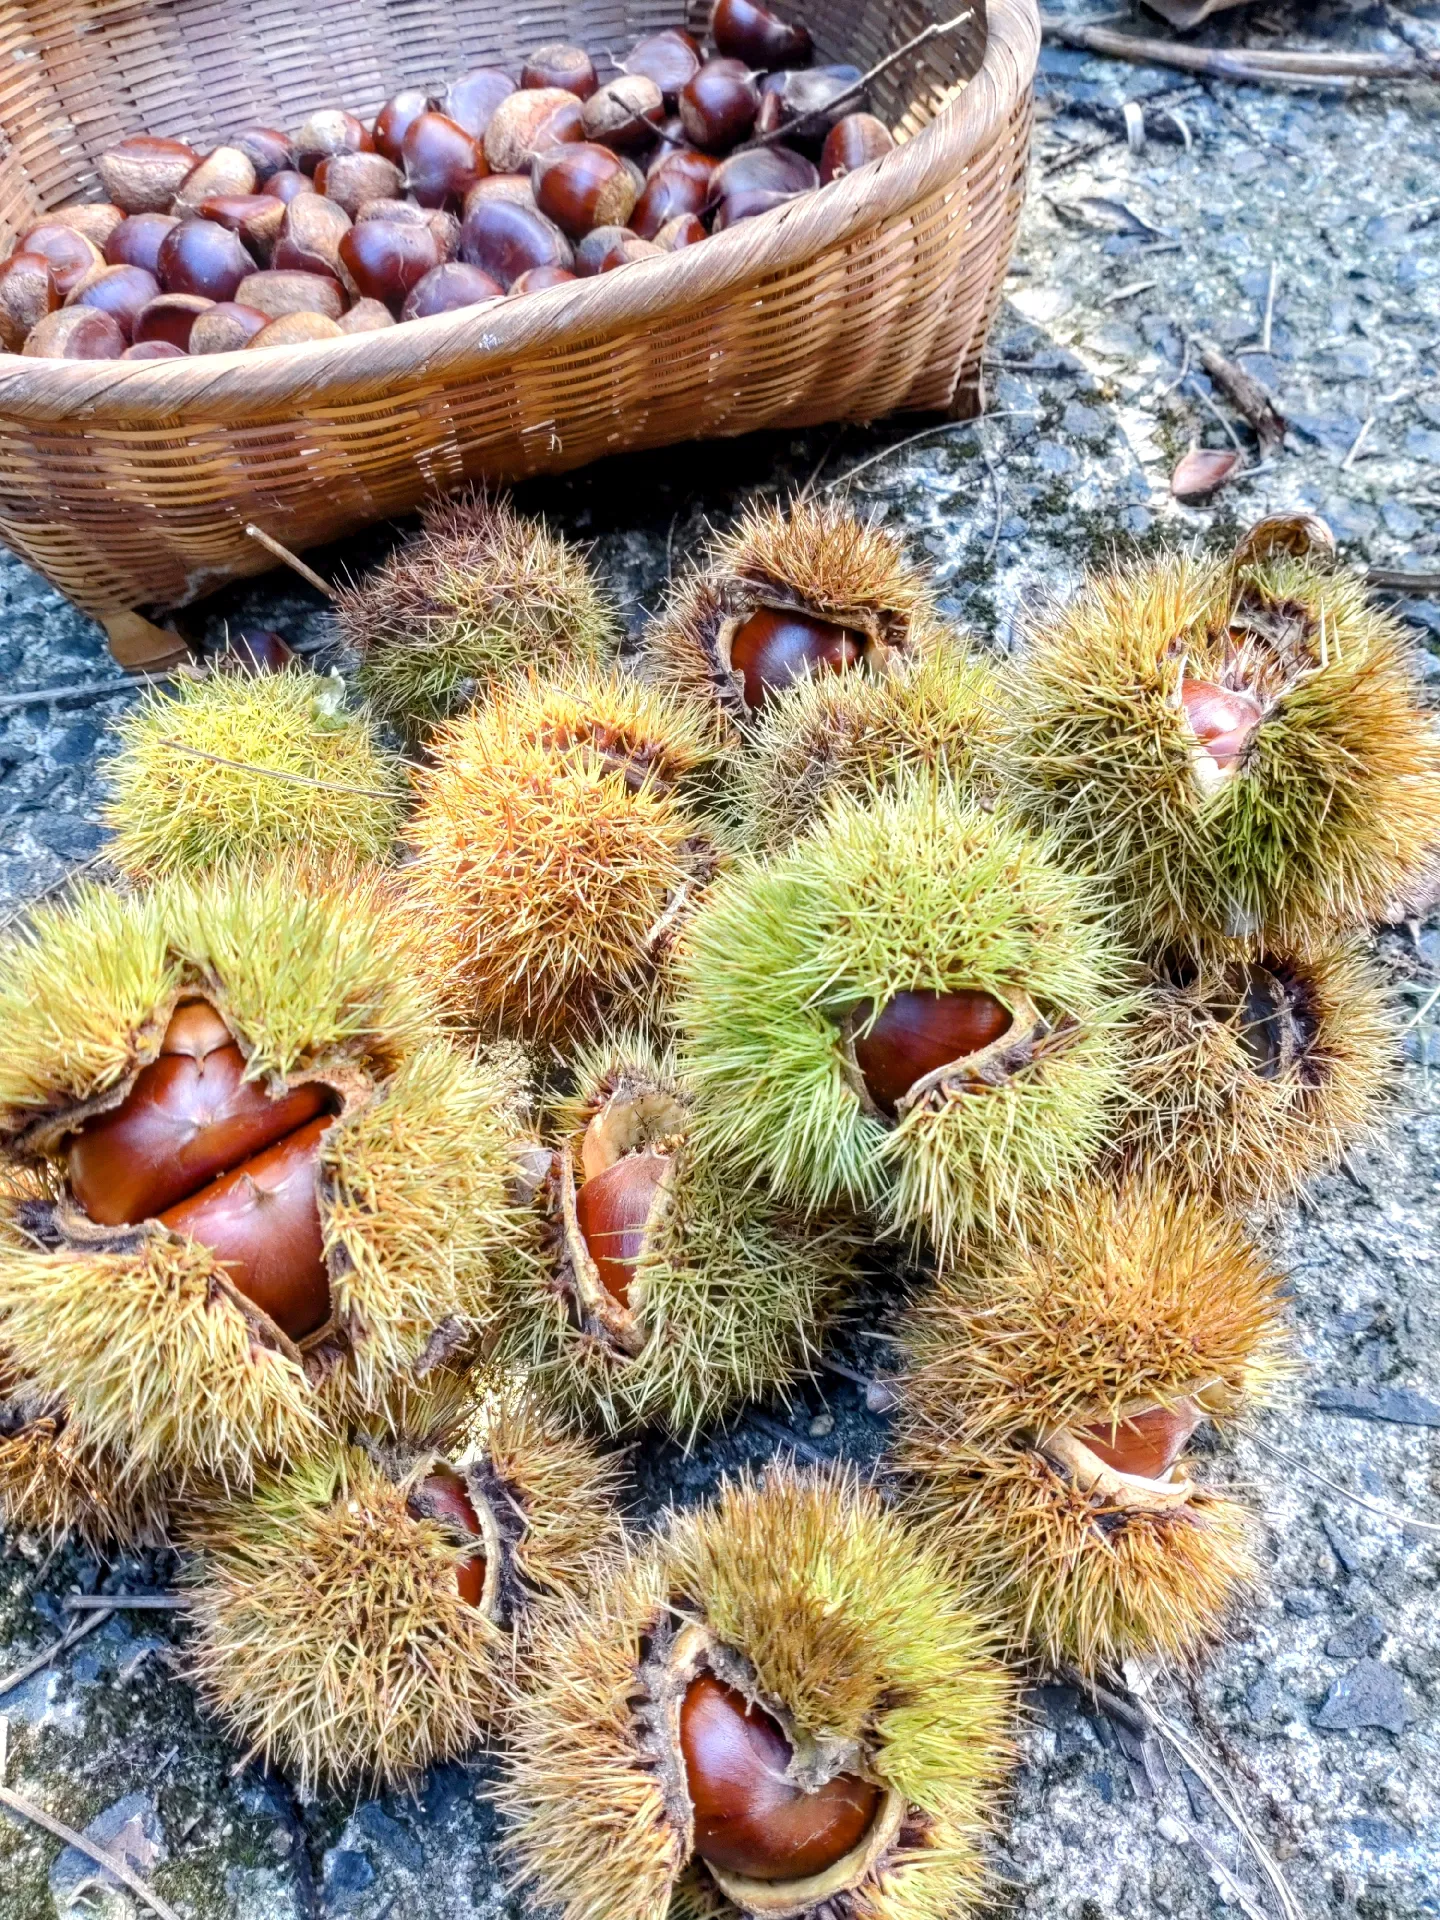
[0,0,897,360]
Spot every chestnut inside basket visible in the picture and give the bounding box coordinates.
[0,0,1038,664]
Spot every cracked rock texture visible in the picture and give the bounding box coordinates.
[1,1,1438,1915]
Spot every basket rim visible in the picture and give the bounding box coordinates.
[0,0,1038,425]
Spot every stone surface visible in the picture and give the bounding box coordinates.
[2,1,1440,1917]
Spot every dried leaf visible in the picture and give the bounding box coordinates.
[1171,448,1241,501]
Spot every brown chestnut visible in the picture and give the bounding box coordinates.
[0,252,59,351]
[68,263,159,342]
[198,193,286,260]
[582,76,665,153]
[464,173,539,214]
[174,146,258,216]
[248,311,344,347]
[18,223,104,299]
[574,226,659,275]
[217,626,297,673]
[483,88,584,174]
[851,989,1013,1117]
[1180,679,1262,770]
[315,150,403,217]
[266,169,317,206]
[681,1673,880,1882]
[532,144,640,239]
[756,67,863,150]
[632,152,718,238]
[574,1151,668,1304]
[401,261,503,319]
[45,203,126,250]
[711,143,816,226]
[337,219,440,310]
[655,212,708,250]
[711,0,813,69]
[156,217,254,303]
[97,135,200,214]
[104,212,180,277]
[188,300,272,352]
[230,125,297,183]
[459,198,573,288]
[1078,1400,1206,1480]
[402,112,485,210]
[335,297,397,334]
[21,306,126,359]
[122,339,187,360]
[624,29,702,106]
[130,292,215,350]
[521,42,597,100]
[508,263,577,294]
[820,113,895,184]
[729,606,863,709]
[408,1465,487,1606]
[158,1112,332,1340]
[235,269,346,321]
[67,1000,330,1226]
[444,68,517,140]
[293,108,374,175]
[272,194,351,279]
[678,60,760,155]
[1223,961,1293,1081]
[372,88,433,164]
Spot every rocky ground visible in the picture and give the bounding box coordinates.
[1,1,1439,1916]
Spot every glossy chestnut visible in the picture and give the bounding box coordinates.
[372,88,433,164]
[712,0,813,68]
[18,223,104,299]
[335,297,397,333]
[756,67,863,151]
[130,292,214,351]
[158,1113,332,1340]
[235,269,346,321]
[230,125,297,182]
[173,146,258,216]
[654,212,708,250]
[1078,1399,1205,1480]
[122,339,186,359]
[337,219,441,310]
[508,263,577,293]
[266,169,317,206]
[218,626,296,672]
[582,76,666,153]
[728,606,864,709]
[678,60,760,155]
[850,988,1013,1117]
[408,1465,487,1607]
[248,311,344,347]
[403,112,486,210]
[198,193,286,261]
[574,226,659,274]
[681,1673,880,1883]
[69,264,159,342]
[293,108,374,175]
[820,113,894,184]
[104,212,180,277]
[21,306,126,358]
[401,261,503,318]
[155,217,255,303]
[459,198,573,288]
[483,88,585,173]
[444,67,518,140]
[0,252,59,352]
[45,203,126,250]
[97,135,201,214]
[188,300,272,352]
[624,29,702,105]
[532,143,640,239]
[631,155,716,239]
[521,42,598,100]
[67,1000,331,1227]
[1180,678,1262,770]
[574,1151,668,1305]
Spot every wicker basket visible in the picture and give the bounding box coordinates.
[0,0,1038,665]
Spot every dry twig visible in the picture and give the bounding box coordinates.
[1192,337,1287,456]
[751,11,974,146]
[244,524,337,601]
[1040,16,1432,87]
[0,1607,116,1702]
[0,1785,183,1920]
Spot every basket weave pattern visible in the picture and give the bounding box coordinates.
[0,0,1038,651]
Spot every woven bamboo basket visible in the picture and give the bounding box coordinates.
[0,0,1038,665]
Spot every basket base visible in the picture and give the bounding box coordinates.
[102,610,191,672]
